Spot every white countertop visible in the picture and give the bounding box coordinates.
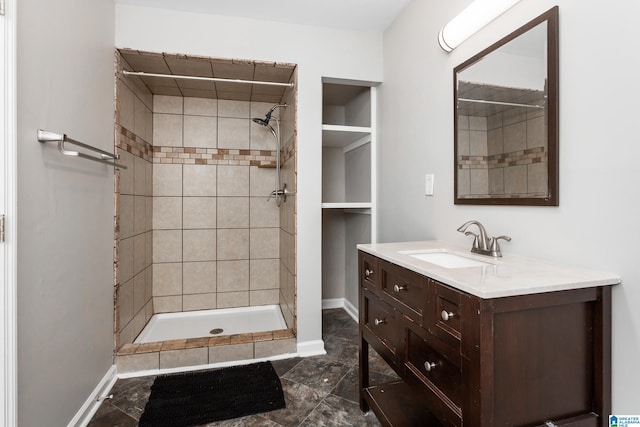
[357,240,621,299]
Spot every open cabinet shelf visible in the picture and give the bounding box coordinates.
[321,202,372,209]
[322,125,372,150]
[321,79,377,311]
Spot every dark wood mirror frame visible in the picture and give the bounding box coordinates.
[454,6,559,206]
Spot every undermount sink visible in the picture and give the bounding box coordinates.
[399,250,493,269]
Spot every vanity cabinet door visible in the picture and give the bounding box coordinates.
[359,252,379,294]
[380,261,426,324]
[403,317,462,427]
[362,289,399,361]
[427,280,463,351]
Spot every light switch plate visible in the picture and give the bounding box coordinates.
[425,174,434,196]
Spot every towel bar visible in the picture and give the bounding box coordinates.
[37,129,127,169]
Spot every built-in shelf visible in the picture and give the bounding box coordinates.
[321,202,372,209]
[322,124,371,150]
[321,80,377,311]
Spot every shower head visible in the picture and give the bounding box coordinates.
[252,117,270,127]
[252,104,287,138]
[253,116,277,139]
[252,104,287,127]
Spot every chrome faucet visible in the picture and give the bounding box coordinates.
[457,220,511,257]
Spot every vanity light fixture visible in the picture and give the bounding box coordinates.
[438,0,522,52]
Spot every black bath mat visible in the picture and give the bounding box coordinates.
[138,361,285,427]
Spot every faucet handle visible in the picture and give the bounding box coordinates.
[464,231,479,250]
[489,235,511,256]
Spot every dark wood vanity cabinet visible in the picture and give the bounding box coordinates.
[358,251,612,427]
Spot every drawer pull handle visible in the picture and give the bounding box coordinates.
[365,269,374,278]
[374,318,387,326]
[441,310,455,321]
[393,284,406,293]
[424,361,437,372]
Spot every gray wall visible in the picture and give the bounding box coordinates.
[17,0,115,424]
[380,0,640,412]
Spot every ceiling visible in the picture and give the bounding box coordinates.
[116,1,410,102]
[119,49,296,103]
[114,0,411,32]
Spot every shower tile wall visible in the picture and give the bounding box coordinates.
[278,86,297,332]
[115,53,154,348]
[457,115,489,196]
[487,105,547,196]
[151,96,282,315]
[457,105,547,198]
[115,51,298,350]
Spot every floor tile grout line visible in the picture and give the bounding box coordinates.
[296,395,327,427]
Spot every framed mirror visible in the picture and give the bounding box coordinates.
[454,7,559,206]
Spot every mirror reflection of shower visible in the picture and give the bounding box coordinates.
[253,104,288,207]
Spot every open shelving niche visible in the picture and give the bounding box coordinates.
[321,79,377,314]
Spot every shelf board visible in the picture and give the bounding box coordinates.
[322,202,372,209]
[322,124,371,149]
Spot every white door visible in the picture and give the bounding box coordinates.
[1,0,18,424]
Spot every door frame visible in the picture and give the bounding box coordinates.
[1,0,18,424]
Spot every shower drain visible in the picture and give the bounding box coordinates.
[209,328,224,335]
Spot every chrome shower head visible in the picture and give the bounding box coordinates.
[252,116,277,138]
[252,117,270,127]
[252,104,287,127]
[253,104,287,138]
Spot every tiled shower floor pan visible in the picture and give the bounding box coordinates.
[134,305,287,343]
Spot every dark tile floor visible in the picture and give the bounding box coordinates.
[88,309,398,426]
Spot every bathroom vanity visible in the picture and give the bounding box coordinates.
[358,241,620,427]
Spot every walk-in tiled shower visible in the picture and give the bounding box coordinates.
[113,49,297,371]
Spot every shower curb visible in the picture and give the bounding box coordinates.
[115,328,296,374]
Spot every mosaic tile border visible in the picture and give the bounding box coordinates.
[116,124,289,168]
[116,124,153,162]
[458,146,546,170]
[151,146,277,167]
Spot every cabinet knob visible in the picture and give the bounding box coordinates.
[424,361,437,372]
[393,284,406,293]
[374,318,386,326]
[441,310,455,321]
[365,268,373,278]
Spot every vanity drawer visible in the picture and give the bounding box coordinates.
[359,251,379,293]
[428,280,463,349]
[404,324,462,426]
[362,291,398,359]
[381,261,426,324]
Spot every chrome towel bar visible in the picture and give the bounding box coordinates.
[37,129,126,169]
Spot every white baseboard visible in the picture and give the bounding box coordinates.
[321,298,345,309]
[68,365,118,427]
[343,299,359,322]
[296,340,326,357]
[322,298,359,322]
